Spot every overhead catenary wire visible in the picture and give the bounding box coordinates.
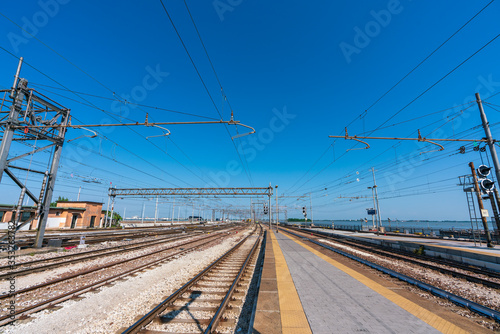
[29,83,220,120]
[0,46,232,190]
[290,29,500,195]
[282,119,488,207]
[0,10,253,192]
[285,2,499,197]
[158,0,254,186]
[286,105,471,194]
[330,0,496,139]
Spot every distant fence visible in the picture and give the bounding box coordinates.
[283,222,500,243]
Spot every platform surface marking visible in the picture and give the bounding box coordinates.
[270,231,312,334]
[278,231,468,334]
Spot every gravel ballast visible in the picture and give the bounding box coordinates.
[1,230,248,334]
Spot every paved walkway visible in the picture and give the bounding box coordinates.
[274,231,465,334]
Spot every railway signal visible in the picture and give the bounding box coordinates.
[477,165,495,193]
[480,179,495,192]
[469,161,494,248]
[477,165,491,178]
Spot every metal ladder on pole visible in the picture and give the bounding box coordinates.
[465,189,482,246]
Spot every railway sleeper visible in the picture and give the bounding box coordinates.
[156,318,236,325]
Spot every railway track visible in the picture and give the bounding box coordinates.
[6,224,241,248]
[0,226,239,280]
[9,229,179,248]
[293,227,500,288]
[0,230,237,325]
[0,232,198,279]
[122,225,263,334]
[280,227,500,323]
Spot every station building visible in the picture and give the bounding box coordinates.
[0,201,103,230]
[37,201,104,229]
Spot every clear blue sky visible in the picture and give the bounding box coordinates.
[1,0,500,221]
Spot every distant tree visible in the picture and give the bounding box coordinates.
[50,196,69,207]
[107,211,122,226]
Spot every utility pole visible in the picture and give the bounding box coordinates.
[268,183,272,231]
[77,186,81,201]
[477,92,500,235]
[154,195,158,224]
[494,189,500,231]
[250,198,253,223]
[275,185,279,232]
[109,196,115,228]
[309,192,313,224]
[172,198,175,224]
[368,186,376,229]
[477,93,500,185]
[103,195,110,228]
[372,167,382,230]
[141,202,145,224]
[470,161,493,248]
[487,193,500,234]
[0,58,23,183]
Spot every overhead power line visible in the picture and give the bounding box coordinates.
[334,0,496,137]
[288,31,500,196]
[29,83,219,120]
[0,11,244,189]
[287,1,498,196]
[158,0,254,185]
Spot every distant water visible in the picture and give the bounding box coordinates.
[284,219,497,235]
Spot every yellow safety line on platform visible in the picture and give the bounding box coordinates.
[270,231,312,334]
[281,230,469,334]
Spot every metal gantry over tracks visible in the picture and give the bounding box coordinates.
[0,58,71,247]
[109,187,273,197]
[107,187,274,229]
[0,57,259,247]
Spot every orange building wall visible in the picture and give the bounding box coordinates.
[30,201,103,229]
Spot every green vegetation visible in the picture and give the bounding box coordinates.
[107,211,123,227]
[413,245,425,255]
[287,218,307,222]
[50,196,69,207]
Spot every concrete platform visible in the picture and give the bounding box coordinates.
[305,228,500,272]
[252,230,485,334]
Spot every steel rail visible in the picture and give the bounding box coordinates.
[0,231,192,272]
[306,228,500,281]
[122,226,258,334]
[6,224,238,248]
[9,229,177,248]
[281,228,500,323]
[342,236,500,289]
[0,231,203,280]
[205,225,262,333]
[0,233,223,298]
[0,233,227,325]
[246,230,267,334]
